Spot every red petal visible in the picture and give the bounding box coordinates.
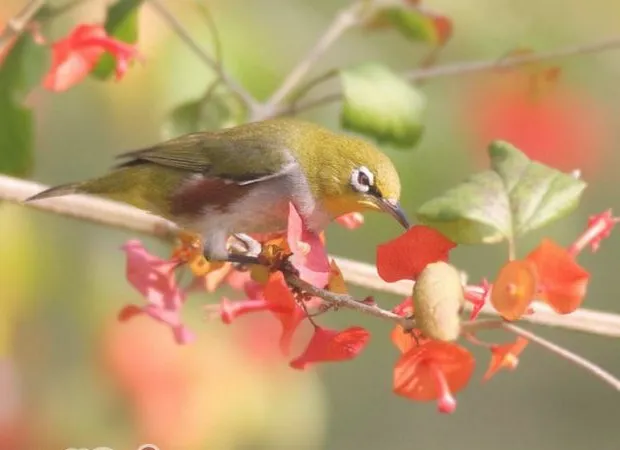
[526,239,590,314]
[483,337,529,381]
[290,326,370,370]
[376,225,456,283]
[568,209,619,256]
[393,297,413,316]
[490,260,538,321]
[393,341,474,402]
[335,212,364,229]
[121,240,192,344]
[42,23,140,92]
[263,272,307,355]
[206,297,272,325]
[287,203,330,287]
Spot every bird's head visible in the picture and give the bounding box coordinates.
[295,124,410,229]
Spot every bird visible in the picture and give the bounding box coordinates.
[26,118,409,265]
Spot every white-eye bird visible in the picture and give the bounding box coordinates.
[27,118,409,264]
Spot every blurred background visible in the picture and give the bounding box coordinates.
[1,0,620,449]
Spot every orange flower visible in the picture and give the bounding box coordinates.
[393,341,474,413]
[526,239,589,314]
[490,260,538,321]
[390,298,427,353]
[484,337,529,381]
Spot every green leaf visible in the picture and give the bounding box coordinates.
[381,7,452,46]
[340,63,426,149]
[162,88,246,139]
[363,1,452,46]
[0,33,48,177]
[91,0,143,79]
[416,141,587,244]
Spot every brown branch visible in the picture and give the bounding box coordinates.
[0,0,45,58]
[147,0,259,112]
[3,174,620,340]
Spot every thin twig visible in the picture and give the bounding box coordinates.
[3,174,620,339]
[147,0,258,112]
[193,0,223,70]
[503,323,620,391]
[0,0,45,58]
[404,35,620,82]
[256,1,362,119]
[277,34,620,117]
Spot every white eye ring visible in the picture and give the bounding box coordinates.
[350,166,374,193]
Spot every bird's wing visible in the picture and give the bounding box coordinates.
[115,131,297,184]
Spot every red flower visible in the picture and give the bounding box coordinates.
[526,239,589,314]
[390,298,428,353]
[490,260,538,321]
[393,341,474,413]
[290,326,370,370]
[263,272,308,355]
[206,297,273,325]
[464,78,610,177]
[463,279,491,320]
[483,337,529,381]
[376,225,456,283]
[568,209,619,256]
[119,240,194,344]
[43,24,140,92]
[287,203,331,288]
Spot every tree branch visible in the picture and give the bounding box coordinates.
[3,174,620,340]
[255,1,362,120]
[147,0,259,112]
[503,322,620,391]
[0,0,45,58]
[276,34,620,117]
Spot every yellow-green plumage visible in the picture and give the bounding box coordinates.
[27,118,408,262]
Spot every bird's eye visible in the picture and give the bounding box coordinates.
[350,166,374,193]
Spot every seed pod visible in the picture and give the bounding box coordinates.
[412,262,465,341]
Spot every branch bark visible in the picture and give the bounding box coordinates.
[3,174,620,339]
[0,0,45,58]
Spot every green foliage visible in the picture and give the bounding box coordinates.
[162,87,247,139]
[340,62,426,149]
[91,0,144,79]
[0,34,48,176]
[362,0,452,46]
[416,141,587,244]
[380,7,451,45]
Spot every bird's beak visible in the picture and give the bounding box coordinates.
[377,198,410,229]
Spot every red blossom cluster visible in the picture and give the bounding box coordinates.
[119,201,618,414]
[6,23,141,92]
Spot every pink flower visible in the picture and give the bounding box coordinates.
[119,240,194,344]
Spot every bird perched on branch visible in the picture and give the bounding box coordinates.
[27,118,409,264]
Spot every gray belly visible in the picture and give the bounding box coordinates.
[182,173,330,236]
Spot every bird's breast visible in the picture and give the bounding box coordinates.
[171,172,330,236]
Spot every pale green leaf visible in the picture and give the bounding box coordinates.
[416,141,587,244]
[340,63,426,148]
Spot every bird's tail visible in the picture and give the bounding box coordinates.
[25,182,85,202]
